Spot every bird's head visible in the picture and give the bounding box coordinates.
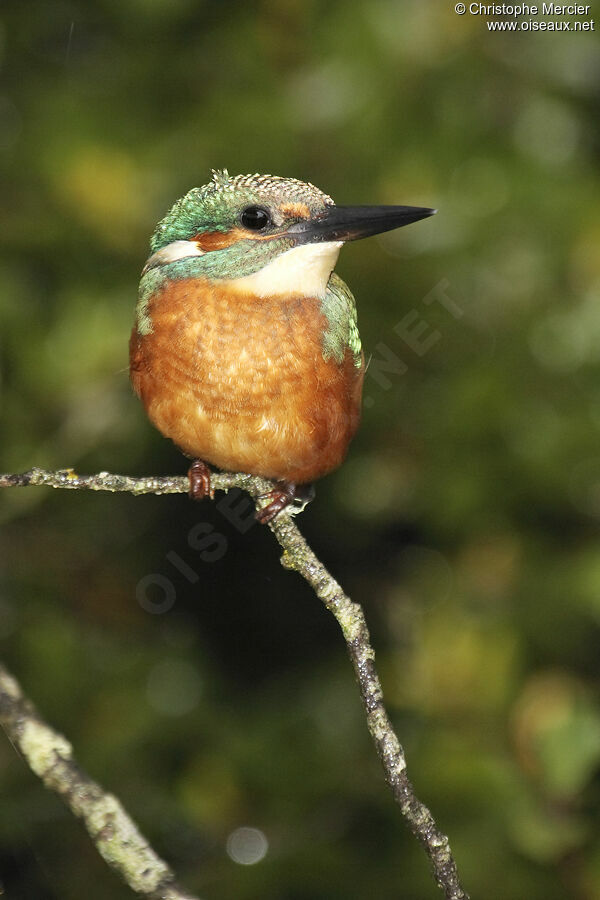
[141,170,435,302]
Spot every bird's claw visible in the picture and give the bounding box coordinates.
[188,460,214,501]
[255,482,314,524]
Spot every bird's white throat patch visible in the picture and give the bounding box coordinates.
[141,238,342,300]
[229,240,343,299]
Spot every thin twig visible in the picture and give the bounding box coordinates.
[0,663,197,900]
[1,467,469,899]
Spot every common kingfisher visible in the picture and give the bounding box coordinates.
[130,170,435,523]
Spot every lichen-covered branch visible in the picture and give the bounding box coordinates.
[269,514,468,900]
[0,465,269,497]
[0,663,197,900]
[1,467,469,900]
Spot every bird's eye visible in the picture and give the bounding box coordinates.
[241,206,272,231]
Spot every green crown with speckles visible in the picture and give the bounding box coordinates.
[151,169,334,253]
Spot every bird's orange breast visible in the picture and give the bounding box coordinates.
[130,278,364,483]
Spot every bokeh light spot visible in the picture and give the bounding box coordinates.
[226,827,268,866]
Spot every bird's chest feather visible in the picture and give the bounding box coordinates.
[132,277,336,410]
[130,278,363,481]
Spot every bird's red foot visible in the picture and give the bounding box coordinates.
[188,460,214,501]
[255,482,314,524]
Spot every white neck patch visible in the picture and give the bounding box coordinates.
[142,240,204,274]
[227,240,343,299]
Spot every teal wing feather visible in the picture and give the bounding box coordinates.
[320,272,362,368]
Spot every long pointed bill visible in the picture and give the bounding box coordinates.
[286,205,436,244]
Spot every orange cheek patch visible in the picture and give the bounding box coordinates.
[194,229,242,251]
[280,202,310,219]
[194,227,280,251]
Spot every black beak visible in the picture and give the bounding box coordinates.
[286,204,436,244]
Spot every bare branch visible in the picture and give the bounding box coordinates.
[1,467,469,899]
[0,663,197,900]
[0,466,267,497]
[269,514,468,900]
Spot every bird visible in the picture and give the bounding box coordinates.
[130,170,435,523]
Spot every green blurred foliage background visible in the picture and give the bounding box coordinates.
[1,1,600,897]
